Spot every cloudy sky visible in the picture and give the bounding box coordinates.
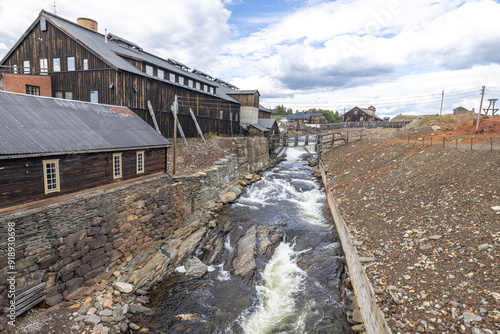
[1,0,500,118]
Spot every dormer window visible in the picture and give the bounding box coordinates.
[179,77,184,85]
[188,80,193,88]
[169,73,175,82]
[158,69,164,79]
[196,82,200,90]
[146,65,153,76]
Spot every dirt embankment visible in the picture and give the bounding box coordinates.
[321,127,500,333]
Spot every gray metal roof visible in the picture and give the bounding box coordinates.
[37,11,240,104]
[257,118,276,130]
[288,112,325,120]
[0,91,171,156]
[249,123,268,132]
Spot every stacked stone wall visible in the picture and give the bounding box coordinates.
[0,176,184,306]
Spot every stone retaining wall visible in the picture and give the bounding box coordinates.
[0,176,184,306]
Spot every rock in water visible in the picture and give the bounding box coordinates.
[233,225,257,281]
[185,257,208,277]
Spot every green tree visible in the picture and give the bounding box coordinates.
[307,108,342,123]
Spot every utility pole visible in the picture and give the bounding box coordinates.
[439,90,444,115]
[475,86,485,134]
[173,95,178,174]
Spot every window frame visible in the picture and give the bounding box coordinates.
[53,58,61,72]
[43,159,60,194]
[145,65,154,76]
[169,73,175,82]
[67,56,75,71]
[83,58,88,70]
[136,151,145,174]
[157,69,164,79]
[54,91,63,99]
[113,153,122,179]
[26,85,40,96]
[90,90,98,103]
[65,91,73,100]
[13,64,18,74]
[178,76,184,85]
[40,58,48,74]
[23,60,30,74]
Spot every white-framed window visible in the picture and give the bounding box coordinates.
[13,64,18,74]
[90,90,98,103]
[169,73,175,82]
[55,91,63,99]
[179,76,184,85]
[354,110,358,115]
[136,151,144,174]
[43,159,60,194]
[65,91,73,100]
[53,58,60,71]
[146,65,153,76]
[67,56,75,71]
[113,153,122,179]
[83,58,88,70]
[26,85,40,96]
[23,60,30,74]
[158,69,164,79]
[220,110,223,120]
[40,58,48,74]
[188,79,193,88]
[204,85,209,93]
[210,87,214,94]
[195,82,200,90]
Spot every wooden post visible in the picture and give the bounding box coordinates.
[443,137,445,148]
[147,100,161,134]
[439,90,444,116]
[471,137,473,150]
[189,108,206,143]
[491,137,493,151]
[173,95,177,175]
[475,86,485,134]
[171,100,188,147]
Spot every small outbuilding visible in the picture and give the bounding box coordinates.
[453,106,470,115]
[0,91,171,209]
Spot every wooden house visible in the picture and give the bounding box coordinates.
[287,112,328,125]
[453,106,470,115]
[0,91,171,209]
[247,119,279,137]
[343,106,383,122]
[0,10,247,138]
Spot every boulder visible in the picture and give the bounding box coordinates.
[113,282,133,294]
[185,257,208,277]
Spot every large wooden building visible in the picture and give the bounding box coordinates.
[0,91,171,209]
[0,10,255,138]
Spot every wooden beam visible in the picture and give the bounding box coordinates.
[147,100,161,134]
[189,108,206,143]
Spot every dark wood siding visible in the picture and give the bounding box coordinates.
[228,92,260,108]
[259,110,271,119]
[2,20,110,73]
[343,107,381,122]
[0,148,166,209]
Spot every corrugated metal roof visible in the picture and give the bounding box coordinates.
[0,91,171,156]
[288,112,325,120]
[257,118,276,130]
[249,123,268,132]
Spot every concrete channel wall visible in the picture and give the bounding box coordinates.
[319,159,392,334]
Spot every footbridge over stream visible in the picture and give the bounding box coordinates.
[269,129,365,159]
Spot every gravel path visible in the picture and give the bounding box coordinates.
[321,132,500,334]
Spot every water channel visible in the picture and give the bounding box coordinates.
[143,147,352,333]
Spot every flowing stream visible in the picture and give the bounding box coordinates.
[144,147,351,333]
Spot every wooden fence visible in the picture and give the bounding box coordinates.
[320,121,410,130]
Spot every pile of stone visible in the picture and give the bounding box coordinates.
[68,273,154,334]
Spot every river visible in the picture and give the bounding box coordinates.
[143,147,352,333]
